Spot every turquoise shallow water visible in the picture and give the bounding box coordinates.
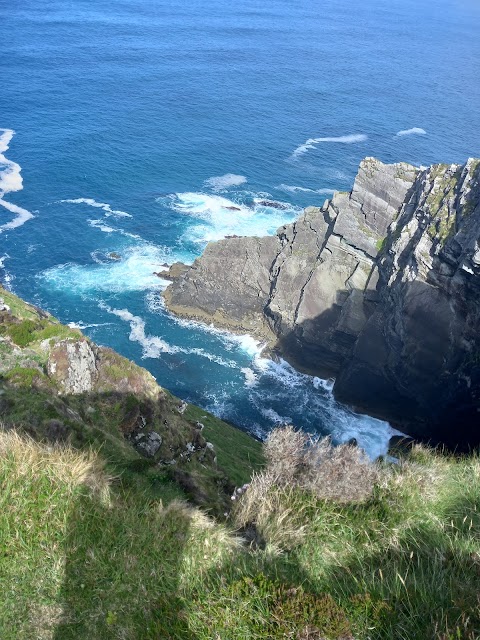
[1,0,480,456]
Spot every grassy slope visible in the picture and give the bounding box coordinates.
[0,285,263,511]
[1,434,479,640]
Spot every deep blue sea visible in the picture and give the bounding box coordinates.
[1,0,480,457]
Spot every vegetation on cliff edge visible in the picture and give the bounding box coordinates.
[1,288,479,639]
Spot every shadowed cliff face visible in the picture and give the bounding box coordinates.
[163,157,480,446]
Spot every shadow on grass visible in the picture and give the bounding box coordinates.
[53,489,197,640]
[318,498,480,639]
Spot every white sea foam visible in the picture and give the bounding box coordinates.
[291,134,368,159]
[67,321,113,330]
[204,174,247,191]
[88,219,116,233]
[278,184,335,195]
[100,304,179,357]
[241,367,258,387]
[396,127,427,137]
[168,192,300,244]
[147,292,268,360]
[87,218,141,239]
[313,377,335,392]
[40,243,170,294]
[102,302,240,368]
[0,254,13,286]
[0,129,34,233]
[260,406,292,425]
[186,347,237,368]
[258,358,393,459]
[60,198,132,217]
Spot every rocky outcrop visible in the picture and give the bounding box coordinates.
[47,339,98,394]
[0,286,218,479]
[164,157,480,447]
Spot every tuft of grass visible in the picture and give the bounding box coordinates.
[5,317,79,348]
[260,426,379,503]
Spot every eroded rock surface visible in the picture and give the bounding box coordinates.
[164,157,480,446]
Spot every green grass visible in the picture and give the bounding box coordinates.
[5,318,80,348]
[376,236,386,252]
[1,432,479,640]
[184,403,264,486]
[0,287,41,321]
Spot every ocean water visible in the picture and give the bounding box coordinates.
[1,0,480,457]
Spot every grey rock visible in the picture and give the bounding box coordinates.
[47,339,98,394]
[134,431,163,457]
[163,157,480,447]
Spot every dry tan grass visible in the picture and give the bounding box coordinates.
[233,427,382,550]
[263,425,307,483]
[263,426,379,503]
[301,437,378,503]
[0,428,111,500]
[232,470,308,552]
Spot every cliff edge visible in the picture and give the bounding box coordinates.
[164,157,480,447]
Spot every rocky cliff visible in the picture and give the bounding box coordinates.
[164,157,480,447]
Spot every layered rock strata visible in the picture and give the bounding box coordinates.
[164,157,480,446]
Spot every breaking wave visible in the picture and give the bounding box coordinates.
[165,191,300,243]
[0,129,34,232]
[396,127,427,137]
[39,243,170,294]
[291,134,368,159]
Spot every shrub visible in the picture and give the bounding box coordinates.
[233,427,380,549]
[7,319,38,347]
[264,424,307,483]
[301,437,379,503]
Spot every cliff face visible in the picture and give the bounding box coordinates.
[164,157,480,447]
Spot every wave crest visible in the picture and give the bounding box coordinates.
[291,134,368,159]
[396,127,426,137]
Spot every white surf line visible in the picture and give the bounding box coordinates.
[99,302,238,367]
[291,134,368,159]
[0,128,34,233]
[396,127,426,137]
[146,291,267,360]
[60,197,132,217]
